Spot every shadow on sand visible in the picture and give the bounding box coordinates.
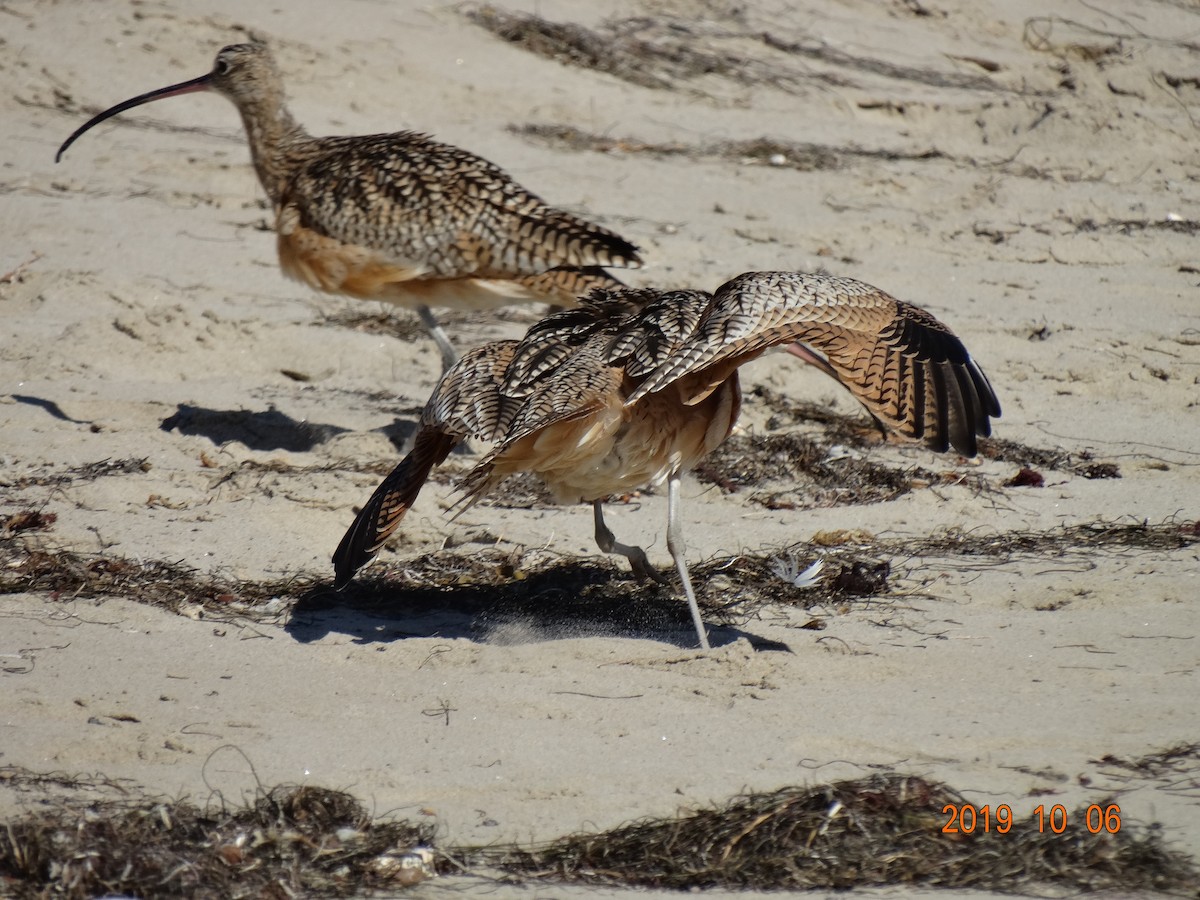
[284,562,789,652]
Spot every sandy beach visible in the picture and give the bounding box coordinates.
[3,0,1198,894]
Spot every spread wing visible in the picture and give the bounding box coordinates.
[625,271,1000,455]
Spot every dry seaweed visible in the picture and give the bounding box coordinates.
[1072,216,1200,237]
[750,385,885,443]
[1,457,151,490]
[3,772,1192,896]
[1074,460,1121,479]
[694,431,933,507]
[318,306,433,342]
[0,766,134,799]
[977,436,1072,468]
[463,5,1010,96]
[463,4,787,92]
[751,384,1123,480]
[318,295,542,341]
[1097,742,1200,779]
[513,122,944,171]
[5,514,1194,634]
[1093,742,1200,799]
[979,438,1123,479]
[481,773,1196,892]
[472,471,559,509]
[758,30,1011,92]
[312,518,1199,636]
[0,780,437,899]
[426,464,559,509]
[0,538,320,621]
[888,517,1199,560]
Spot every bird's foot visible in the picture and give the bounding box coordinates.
[624,547,670,585]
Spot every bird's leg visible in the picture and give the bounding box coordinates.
[666,472,710,650]
[785,342,839,380]
[593,501,668,585]
[415,304,459,373]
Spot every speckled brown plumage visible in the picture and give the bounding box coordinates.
[57,42,641,369]
[333,271,1001,648]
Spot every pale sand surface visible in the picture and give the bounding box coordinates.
[3,0,1198,893]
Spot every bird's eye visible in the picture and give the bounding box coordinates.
[214,58,231,76]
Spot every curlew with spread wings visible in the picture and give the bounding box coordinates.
[333,271,1000,648]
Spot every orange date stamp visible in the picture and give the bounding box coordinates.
[941,803,1122,835]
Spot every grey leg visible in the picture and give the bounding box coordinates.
[416,304,459,373]
[593,501,668,585]
[785,342,838,379]
[666,472,710,650]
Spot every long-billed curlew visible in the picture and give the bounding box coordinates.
[332,271,1001,649]
[56,42,641,371]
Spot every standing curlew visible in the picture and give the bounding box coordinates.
[332,271,1001,649]
[56,42,642,371]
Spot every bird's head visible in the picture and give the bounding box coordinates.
[56,41,283,162]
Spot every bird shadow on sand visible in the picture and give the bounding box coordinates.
[160,403,417,452]
[284,563,789,652]
[12,394,96,425]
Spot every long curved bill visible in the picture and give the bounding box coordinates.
[56,72,213,162]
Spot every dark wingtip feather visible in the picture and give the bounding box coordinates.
[970,359,1002,421]
[602,233,643,269]
[900,311,999,456]
[928,363,951,454]
[332,484,393,588]
[947,363,980,456]
[331,431,455,588]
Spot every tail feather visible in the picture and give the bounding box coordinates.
[332,429,456,588]
[514,265,629,306]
